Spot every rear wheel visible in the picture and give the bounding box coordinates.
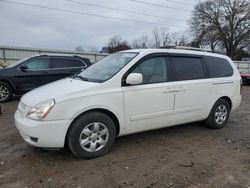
[205,99,231,129]
[0,82,13,103]
[242,78,247,85]
[67,112,116,159]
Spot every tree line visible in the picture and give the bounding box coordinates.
[76,0,250,60]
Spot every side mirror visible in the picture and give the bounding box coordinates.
[126,73,143,85]
[19,65,27,71]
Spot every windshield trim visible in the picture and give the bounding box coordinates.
[6,57,29,68]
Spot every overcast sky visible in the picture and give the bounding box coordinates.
[0,0,198,51]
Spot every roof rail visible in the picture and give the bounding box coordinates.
[159,46,212,53]
[73,55,81,58]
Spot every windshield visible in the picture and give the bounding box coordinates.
[76,52,138,82]
[6,57,30,68]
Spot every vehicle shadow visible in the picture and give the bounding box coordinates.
[29,121,209,161]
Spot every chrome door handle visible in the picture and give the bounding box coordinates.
[175,87,186,92]
[163,88,174,93]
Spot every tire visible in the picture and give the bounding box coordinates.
[205,99,231,129]
[242,78,247,85]
[67,111,116,159]
[0,81,13,103]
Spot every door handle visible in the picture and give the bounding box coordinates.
[175,87,186,92]
[163,88,174,93]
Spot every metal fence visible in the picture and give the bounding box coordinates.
[0,46,249,71]
[234,61,250,72]
[0,46,108,64]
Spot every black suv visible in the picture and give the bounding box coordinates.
[0,54,92,102]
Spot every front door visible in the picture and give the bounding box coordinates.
[14,57,51,93]
[122,55,175,134]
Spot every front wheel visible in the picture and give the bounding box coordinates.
[0,82,13,103]
[67,112,116,159]
[205,99,231,129]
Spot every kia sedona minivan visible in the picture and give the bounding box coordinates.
[15,48,242,159]
[0,54,91,103]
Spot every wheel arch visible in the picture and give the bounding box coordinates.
[206,96,232,120]
[219,96,232,109]
[65,108,120,147]
[0,79,17,94]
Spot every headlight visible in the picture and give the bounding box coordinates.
[26,99,55,120]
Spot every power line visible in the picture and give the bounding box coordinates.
[130,0,190,12]
[165,0,196,7]
[0,0,188,28]
[66,0,187,22]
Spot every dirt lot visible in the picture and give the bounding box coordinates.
[0,87,250,188]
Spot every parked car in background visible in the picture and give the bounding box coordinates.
[0,54,91,102]
[15,48,241,159]
[240,69,250,85]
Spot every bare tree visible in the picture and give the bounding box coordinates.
[132,35,149,49]
[160,32,189,46]
[85,46,98,53]
[170,32,179,46]
[107,36,131,53]
[147,39,156,48]
[177,33,189,46]
[75,46,84,53]
[159,27,171,46]
[153,27,161,48]
[190,0,250,59]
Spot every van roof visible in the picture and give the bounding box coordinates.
[122,48,231,60]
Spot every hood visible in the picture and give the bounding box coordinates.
[0,67,11,76]
[21,77,100,107]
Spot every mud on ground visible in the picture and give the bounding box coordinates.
[0,87,250,188]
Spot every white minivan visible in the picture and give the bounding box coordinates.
[15,48,242,159]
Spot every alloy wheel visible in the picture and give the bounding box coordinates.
[79,122,109,152]
[214,104,228,125]
[0,85,10,102]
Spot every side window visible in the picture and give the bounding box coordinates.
[71,59,86,68]
[132,57,168,84]
[204,56,233,78]
[25,58,50,70]
[173,57,205,81]
[51,58,85,68]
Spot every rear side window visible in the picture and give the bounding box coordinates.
[204,56,233,78]
[173,57,205,81]
[51,58,86,68]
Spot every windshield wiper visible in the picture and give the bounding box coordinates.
[74,75,89,81]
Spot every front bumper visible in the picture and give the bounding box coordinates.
[15,110,71,148]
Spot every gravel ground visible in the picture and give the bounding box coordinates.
[0,86,250,188]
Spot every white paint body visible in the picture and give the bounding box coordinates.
[15,49,242,148]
